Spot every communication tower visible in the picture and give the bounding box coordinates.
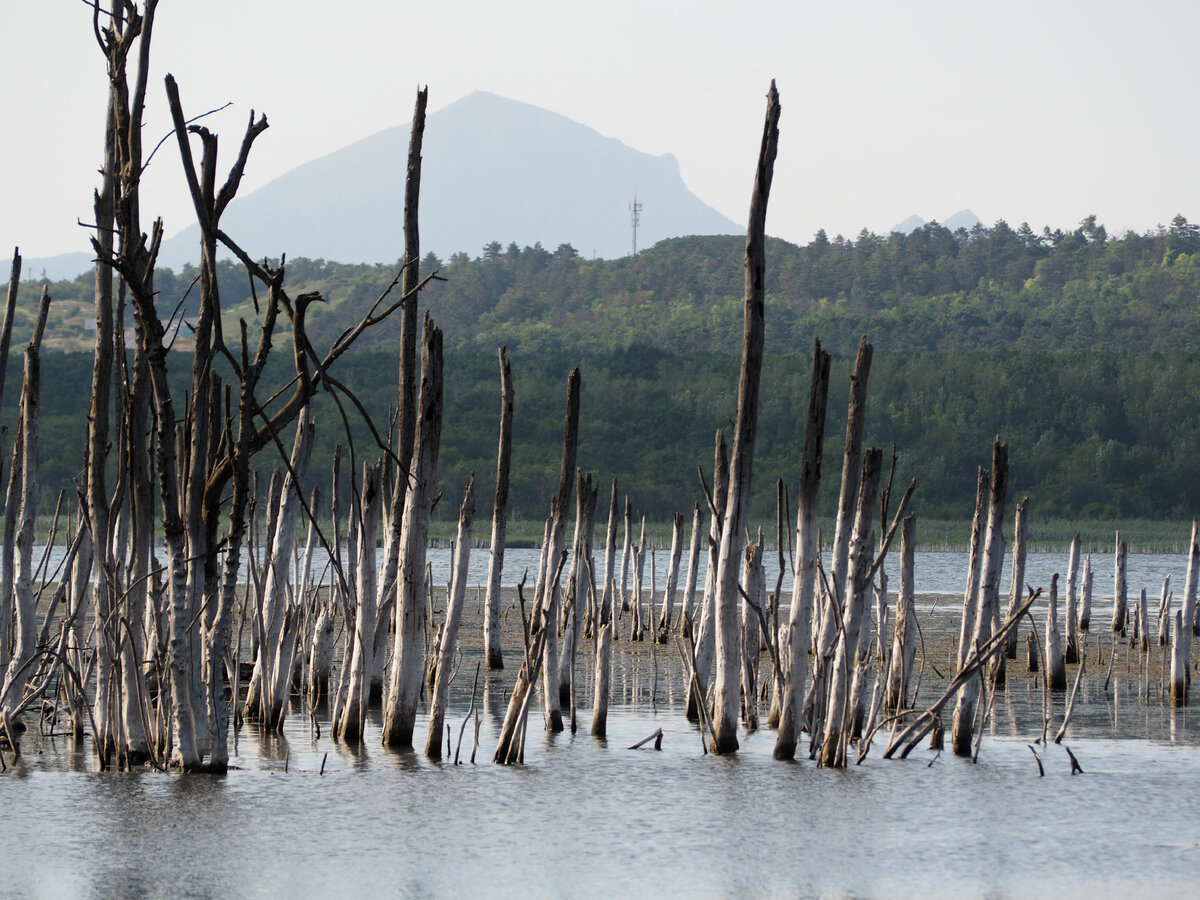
[629,196,642,256]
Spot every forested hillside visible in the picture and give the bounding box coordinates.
[10,213,1200,524]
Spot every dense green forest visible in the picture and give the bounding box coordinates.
[10,213,1200,527]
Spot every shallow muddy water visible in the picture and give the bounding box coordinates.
[4,551,1200,898]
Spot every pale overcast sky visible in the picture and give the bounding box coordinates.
[3,0,1197,261]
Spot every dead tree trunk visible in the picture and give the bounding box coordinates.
[0,344,41,730]
[1112,534,1128,636]
[884,515,917,712]
[1002,496,1030,662]
[1064,533,1081,663]
[710,82,780,755]
[558,471,597,704]
[739,537,766,730]
[336,461,384,742]
[818,449,882,768]
[382,316,444,749]
[951,439,1008,757]
[484,346,514,670]
[601,480,620,640]
[426,476,475,758]
[774,340,831,760]
[1170,610,1187,704]
[686,430,727,722]
[805,337,872,732]
[534,369,581,732]
[1180,521,1199,679]
[1080,554,1094,633]
[655,511,686,642]
[957,468,989,672]
[256,411,317,731]
[679,504,704,635]
[1046,573,1067,690]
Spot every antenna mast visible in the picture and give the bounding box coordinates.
[629,195,642,256]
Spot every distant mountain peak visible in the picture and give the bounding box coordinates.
[889,209,982,235]
[153,91,742,270]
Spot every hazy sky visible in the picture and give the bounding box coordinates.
[3,0,1197,261]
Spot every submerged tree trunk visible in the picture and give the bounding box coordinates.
[426,477,475,758]
[710,82,780,755]
[818,449,881,768]
[957,468,989,672]
[686,430,727,722]
[484,347,514,670]
[774,340,831,760]
[884,515,917,712]
[1046,574,1067,690]
[1080,554,1094,634]
[1002,497,1030,662]
[655,511,686,642]
[1112,535,1128,636]
[1064,533,1081,664]
[337,462,384,742]
[951,439,1009,757]
[382,316,444,749]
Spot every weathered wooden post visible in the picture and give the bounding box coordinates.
[1112,534,1128,636]
[1170,610,1188,704]
[1156,577,1172,647]
[774,339,831,760]
[710,82,780,755]
[951,439,1008,757]
[426,477,475,758]
[1079,554,1093,633]
[1064,534,1081,663]
[1002,498,1031,661]
[1046,573,1067,690]
[484,347,514,670]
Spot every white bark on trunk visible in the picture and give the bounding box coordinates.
[884,515,917,712]
[818,449,882,767]
[656,511,686,642]
[1002,497,1030,663]
[1180,521,1199,675]
[1112,535,1128,635]
[686,430,727,722]
[739,539,765,730]
[951,439,1008,757]
[484,347,514,670]
[337,461,383,741]
[1065,533,1081,663]
[558,472,597,701]
[0,348,39,727]
[805,338,872,733]
[1080,554,1094,633]
[383,316,444,748]
[679,504,704,634]
[957,468,989,672]
[1170,610,1187,704]
[774,340,830,760]
[426,477,475,757]
[258,411,316,731]
[600,481,620,641]
[1156,576,1171,647]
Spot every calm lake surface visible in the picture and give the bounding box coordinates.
[4,549,1199,898]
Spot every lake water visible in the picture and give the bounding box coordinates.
[3,550,1199,897]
